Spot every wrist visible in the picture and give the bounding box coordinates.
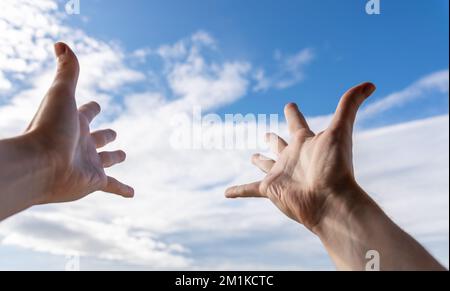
[312,180,380,238]
[15,131,56,206]
[310,181,388,270]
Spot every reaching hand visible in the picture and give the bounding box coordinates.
[26,43,134,204]
[225,83,376,231]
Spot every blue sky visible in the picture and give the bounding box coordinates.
[0,0,448,270]
[69,0,449,120]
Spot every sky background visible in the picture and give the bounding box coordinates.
[0,0,448,270]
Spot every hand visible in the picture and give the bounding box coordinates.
[226,83,446,271]
[225,82,376,231]
[26,42,134,204]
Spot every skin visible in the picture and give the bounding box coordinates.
[0,43,133,221]
[226,83,446,271]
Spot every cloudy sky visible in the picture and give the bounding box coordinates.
[0,0,448,270]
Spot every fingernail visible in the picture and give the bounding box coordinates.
[54,42,67,57]
[286,103,298,109]
[363,83,376,95]
[110,131,118,141]
[125,187,134,198]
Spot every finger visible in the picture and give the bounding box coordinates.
[79,101,101,123]
[266,132,287,155]
[252,153,275,173]
[26,43,80,133]
[50,42,80,97]
[103,176,134,198]
[330,82,376,132]
[92,129,117,148]
[285,103,311,134]
[99,150,126,168]
[225,182,265,198]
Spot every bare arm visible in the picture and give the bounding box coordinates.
[0,43,134,221]
[226,82,445,271]
[0,133,53,220]
[313,183,445,270]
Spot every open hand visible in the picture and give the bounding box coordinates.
[26,43,134,204]
[225,83,376,231]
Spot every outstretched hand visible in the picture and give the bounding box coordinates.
[226,83,446,271]
[225,83,376,231]
[27,43,134,204]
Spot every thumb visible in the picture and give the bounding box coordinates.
[330,82,376,133]
[51,42,80,97]
[26,43,80,132]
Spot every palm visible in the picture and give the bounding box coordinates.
[226,83,376,230]
[52,112,108,202]
[77,114,108,186]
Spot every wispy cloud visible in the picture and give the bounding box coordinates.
[360,69,449,119]
[305,69,450,133]
[254,48,315,92]
[0,72,11,91]
[161,32,251,110]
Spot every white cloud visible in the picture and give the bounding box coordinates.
[355,115,449,265]
[153,32,251,110]
[0,0,60,88]
[191,30,217,48]
[0,0,146,137]
[0,71,12,91]
[1,211,190,267]
[168,60,251,110]
[155,31,216,61]
[254,48,315,92]
[360,69,449,119]
[0,0,448,270]
[131,48,152,62]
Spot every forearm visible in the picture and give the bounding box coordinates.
[0,132,51,221]
[313,183,446,271]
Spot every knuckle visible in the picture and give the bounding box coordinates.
[58,55,80,71]
[101,135,109,146]
[292,129,309,141]
[259,180,269,194]
[327,127,350,143]
[57,58,71,69]
[236,186,245,196]
[101,153,111,164]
